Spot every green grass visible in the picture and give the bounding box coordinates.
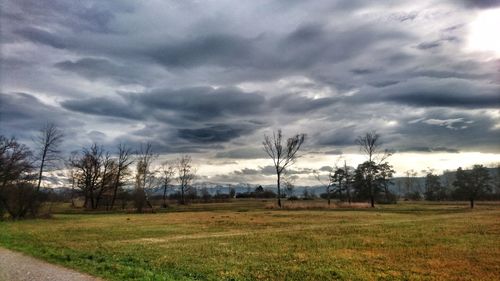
[1,201,499,280]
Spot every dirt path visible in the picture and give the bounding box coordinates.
[0,248,102,281]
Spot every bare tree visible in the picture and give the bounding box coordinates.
[34,123,63,192]
[0,136,33,189]
[109,144,133,210]
[69,144,118,210]
[263,129,305,208]
[355,132,391,165]
[355,132,392,207]
[403,169,418,198]
[0,136,36,219]
[65,152,78,208]
[134,143,157,212]
[176,155,195,205]
[159,161,175,208]
[95,151,114,208]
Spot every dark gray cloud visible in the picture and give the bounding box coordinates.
[5,0,132,34]
[60,86,268,123]
[215,148,266,159]
[460,0,500,8]
[0,92,83,151]
[1,0,499,182]
[387,91,500,108]
[416,41,441,50]
[61,97,141,120]
[134,87,267,121]
[394,112,500,153]
[0,92,78,131]
[54,58,144,84]
[317,126,359,146]
[397,147,460,153]
[178,123,260,144]
[347,79,500,109]
[369,80,400,88]
[15,27,68,49]
[148,34,259,68]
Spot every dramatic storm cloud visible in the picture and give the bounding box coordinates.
[1,0,499,184]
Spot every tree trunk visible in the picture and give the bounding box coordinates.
[89,194,95,209]
[162,184,167,208]
[181,185,185,205]
[110,172,121,210]
[470,199,474,209]
[36,150,47,192]
[70,177,76,208]
[277,173,281,208]
[327,186,331,206]
[369,181,375,208]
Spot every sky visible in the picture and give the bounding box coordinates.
[1,0,499,186]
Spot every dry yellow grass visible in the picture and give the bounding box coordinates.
[1,201,499,280]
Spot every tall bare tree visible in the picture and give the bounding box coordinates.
[109,144,133,210]
[34,123,63,192]
[134,143,157,212]
[355,132,391,165]
[176,155,195,205]
[65,152,78,208]
[263,129,305,208]
[70,143,117,209]
[355,132,392,207]
[159,161,175,208]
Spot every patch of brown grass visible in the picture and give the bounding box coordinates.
[265,201,370,209]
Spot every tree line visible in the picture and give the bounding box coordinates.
[263,130,498,209]
[0,123,197,219]
[1,124,499,219]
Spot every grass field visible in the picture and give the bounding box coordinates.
[1,201,499,280]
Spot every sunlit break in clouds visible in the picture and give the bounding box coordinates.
[1,0,499,186]
[467,8,500,57]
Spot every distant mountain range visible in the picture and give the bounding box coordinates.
[41,168,499,197]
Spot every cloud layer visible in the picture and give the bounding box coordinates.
[1,0,499,182]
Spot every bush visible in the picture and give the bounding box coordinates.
[1,182,40,219]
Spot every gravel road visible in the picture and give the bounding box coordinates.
[0,248,102,281]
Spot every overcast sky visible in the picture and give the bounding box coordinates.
[1,0,499,185]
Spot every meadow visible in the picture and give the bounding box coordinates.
[0,201,499,281]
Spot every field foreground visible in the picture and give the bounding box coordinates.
[0,201,499,280]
